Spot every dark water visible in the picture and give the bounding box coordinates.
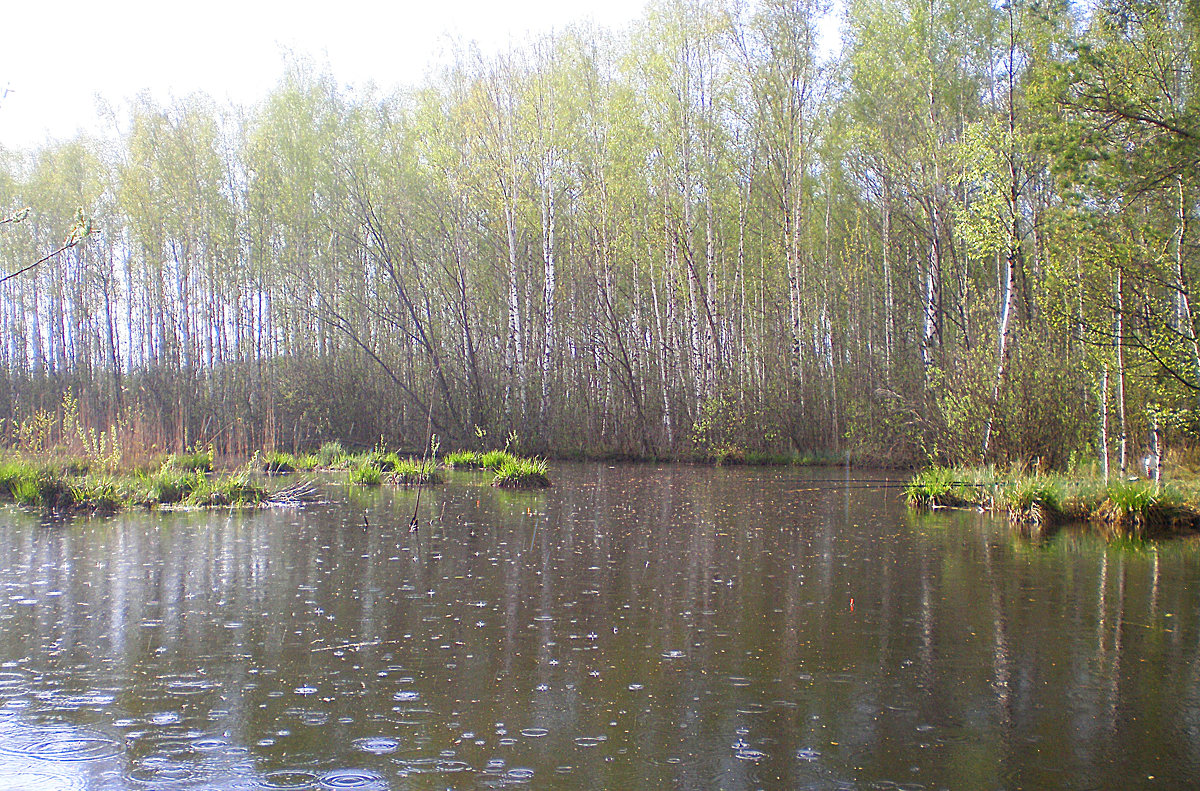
[0,463,1198,790]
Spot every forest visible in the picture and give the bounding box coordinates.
[0,0,1196,471]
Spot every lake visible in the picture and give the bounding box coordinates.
[0,463,1197,789]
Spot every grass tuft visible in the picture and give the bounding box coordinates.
[186,469,269,507]
[388,458,443,486]
[492,457,551,489]
[348,462,383,486]
[316,441,347,468]
[442,450,482,469]
[169,448,213,472]
[262,451,296,474]
[479,450,517,471]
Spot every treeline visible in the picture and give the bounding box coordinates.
[0,0,1196,469]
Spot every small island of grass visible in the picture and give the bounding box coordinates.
[0,452,286,515]
[905,466,1199,540]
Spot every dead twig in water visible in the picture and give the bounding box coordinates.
[310,639,405,653]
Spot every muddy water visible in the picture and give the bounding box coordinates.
[0,463,1197,789]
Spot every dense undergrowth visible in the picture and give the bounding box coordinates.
[905,466,1199,540]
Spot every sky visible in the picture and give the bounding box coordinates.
[0,0,655,150]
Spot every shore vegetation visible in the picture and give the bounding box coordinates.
[906,467,1199,539]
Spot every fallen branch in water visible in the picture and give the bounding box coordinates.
[267,480,321,505]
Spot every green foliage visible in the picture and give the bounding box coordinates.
[138,466,204,505]
[262,451,297,474]
[316,441,346,468]
[478,450,517,471]
[689,394,747,464]
[0,1,1196,471]
[185,469,269,507]
[442,450,481,469]
[170,448,214,472]
[388,458,443,486]
[293,453,320,471]
[348,462,383,486]
[492,457,551,489]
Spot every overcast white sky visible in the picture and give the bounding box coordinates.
[0,0,654,150]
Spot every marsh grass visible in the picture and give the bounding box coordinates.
[903,467,978,508]
[492,457,551,489]
[906,466,1200,540]
[69,476,128,513]
[348,462,383,486]
[293,453,320,471]
[170,448,213,472]
[262,451,297,474]
[316,441,347,468]
[185,469,269,507]
[0,452,285,514]
[479,450,517,471]
[442,450,482,469]
[388,458,443,486]
[994,476,1064,526]
[137,466,204,505]
[1095,480,1195,538]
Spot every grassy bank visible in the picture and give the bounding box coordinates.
[905,466,1199,539]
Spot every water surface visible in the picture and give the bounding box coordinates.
[0,463,1197,789]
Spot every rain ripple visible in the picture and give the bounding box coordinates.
[0,724,122,762]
